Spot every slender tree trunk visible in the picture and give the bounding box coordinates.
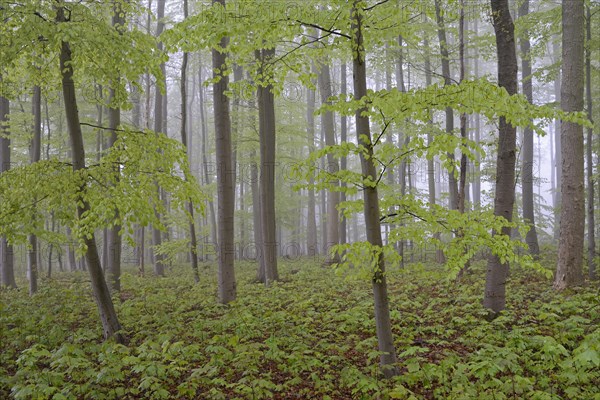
[306,67,319,257]
[456,0,470,277]
[553,39,562,240]
[198,65,218,254]
[483,0,519,315]
[256,48,279,284]
[151,0,167,276]
[317,60,340,264]
[106,5,125,292]
[339,63,348,247]
[351,2,398,378]
[518,0,540,256]
[57,4,123,342]
[0,85,16,289]
[396,35,407,265]
[585,5,596,281]
[473,17,482,209]
[555,0,585,290]
[213,0,237,303]
[434,0,459,210]
[180,0,200,283]
[27,85,42,294]
[457,1,468,215]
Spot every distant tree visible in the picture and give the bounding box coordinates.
[0,86,16,289]
[518,0,540,256]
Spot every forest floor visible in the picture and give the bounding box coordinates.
[1,257,599,399]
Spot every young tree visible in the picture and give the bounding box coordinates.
[434,0,459,210]
[585,4,596,281]
[180,0,200,283]
[555,0,585,290]
[56,3,124,343]
[483,0,519,315]
[28,84,41,295]
[518,0,540,256]
[0,87,16,289]
[212,0,236,302]
[106,4,125,292]
[152,0,167,277]
[351,1,398,378]
[317,59,340,265]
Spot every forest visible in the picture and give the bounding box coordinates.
[0,0,599,398]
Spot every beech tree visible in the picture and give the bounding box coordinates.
[212,0,237,303]
[0,87,16,289]
[56,3,124,342]
[350,1,399,378]
[518,0,540,256]
[555,0,585,290]
[483,0,518,315]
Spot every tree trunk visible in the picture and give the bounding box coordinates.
[473,17,482,210]
[483,0,519,315]
[351,2,398,378]
[317,60,340,264]
[555,0,585,290]
[213,0,237,303]
[553,39,562,240]
[57,4,124,343]
[434,0,459,210]
[152,0,167,277]
[198,65,218,256]
[585,5,596,281]
[28,85,42,295]
[0,86,17,289]
[306,66,319,257]
[257,47,279,284]
[180,0,200,283]
[106,5,125,292]
[339,63,348,247]
[518,0,540,256]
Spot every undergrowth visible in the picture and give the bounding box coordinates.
[1,260,598,399]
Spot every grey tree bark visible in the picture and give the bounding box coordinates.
[518,0,540,256]
[0,85,16,289]
[57,4,124,343]
[317,60,340,265]
[180,0,200,283]
[434,0,459,210]
[339,63,348,247]
[28,85,42,295]
[306,67,319,257]
[552,39,562,239]
[106,5,124,292]
[198,65,218,254]
[472,19,482,209]
[483,0,519,315]
[555,0,585,290]
[585,5,596,281]
[213,0,237,302]
[351,1,398,378]
[152,0,167,277]
[256,47,279,284]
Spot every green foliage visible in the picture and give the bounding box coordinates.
[1,262,598,399]
[0,127,203,250]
